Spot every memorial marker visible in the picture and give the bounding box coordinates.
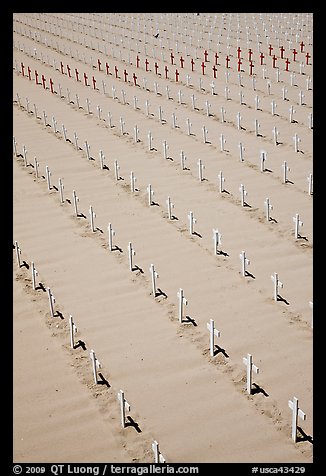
[107,223,116,251]
[163,140,169,159]
[264,198,273,222]
[239,250,250,277]
[198,159,205,181]
[148,131,153,151]
[45,165,52,191]
[188,211,197,235]
[34,157,39,178]
[206,319,220,357]
[307,173,313,195]
[58,178,64,203]
[218,171,225,193]
[89,205,96,232]
[260,150,267,172]
[177,288,188,323]
[271,272,283,301]
[117,390,131,429]
[147,184,154,206]
[293,133,300,153]
[22,145,28,167]
[152,440,166,463]
[282,161,291,184]
[72,190,79,217]
[242,353,259,394]
[69,315,78,349]
[89,349,101,384]
[239,184,248,207]
[14,241,22,268]
[293,213,303,240]
[114,160,121,181]
[149,263,159,297]
[47,287,55,318]
[128,242,136,271]
[288,397,306,443]
[202,126,208,144]
[166,196,175,220]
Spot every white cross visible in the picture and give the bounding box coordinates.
[69,315,78,349]
[177,288,188,323]
[118,390,131,428]
[293,213,303,240]
[72,190,79,217]
[107,223,115,251]
[260,150,267,172]
[152,440,166,463]
[89,349,101,384]
[163,140,169,159]
[128,242,136,271]
[14,240,22,268]
[202,125,208,144]
[271,272,283,301]
[58,178,64,204]
[166,196,175,220]
[293,133,301,153]
[149,264,159,297]
[242,353,259,394]
[47,287,56,317]
[220,134,226,152]
[309,301,313,328]
[198,159,205,181]
[188,211,196,235]
[282,161,291,184]
[239,184,248,207]
[239,250,250,277]
[264,198,273,222]
[148,131,153,150]
[206,319,220,357]
[85,141,91,160]
[147,184,154,206]
[212,229,222,255]
[307,173,313,195]
[238,142,245,162]
[218,171,225,193]
[31,261,38,290]
[114,160,120,181]
[288,396,306,442]
[89,206,96,232]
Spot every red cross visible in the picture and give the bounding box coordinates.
[27,66,31,80]
[170,52,174,64]
[226,55,230,68]
[41,74,46,89]
[84,72,88,86]
[248,48,253,61]
[191,58,195,71]
[212,64,217,78]
[105,62,110,75]
[268,44,273,56]
[50,78,54,93]
[175,69,179,82]
[154,62,159,74]
[292,48,298,61]
[98,59,101,71]
[136,55,140,68]
[145,58,149,71]
[285,57,290,71]
[75,68,79,81]
[20,62,25,76]
[280,45,285,59]
[133,72,137,86]
[124,69,128,82]
[272,55,277,68]
[165,65,168,79]
[305,51,311,65]
[300,41,305,53]
[260,52,264,65]
[115,65,118,78]
[67,64,71,78]
[237,46,241,58]
[237,58,242,72]
[35,70,39,84]
[180,56,184,68]
[201,61,206,74]
[92,76,97,89]
[204,49,208,62]
[60,61,64,74]
[249,61,254,75]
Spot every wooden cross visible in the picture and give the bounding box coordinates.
[242,353,259,394]
[89,349,101,384]
[152,440,166,463]
[288,397,306,442]
[271,272,283,301]
[118,390,131,428]
[177,288,188,323]
[69,315,78,349]
[206,319,220,357]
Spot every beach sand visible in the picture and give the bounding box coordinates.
[13,12,313,464]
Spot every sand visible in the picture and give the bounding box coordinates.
[13,12,313,464]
